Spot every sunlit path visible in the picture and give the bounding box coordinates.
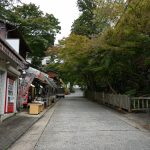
[65,88,84,97]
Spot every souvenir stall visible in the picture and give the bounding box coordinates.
[18,67,56,114]
[27,67,56,106]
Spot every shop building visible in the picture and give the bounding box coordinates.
[0,38,27,121]
[0,20,30,121]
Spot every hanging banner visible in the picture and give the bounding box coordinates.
[18,73,35,105]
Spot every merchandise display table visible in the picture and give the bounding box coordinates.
[28,103,44,115]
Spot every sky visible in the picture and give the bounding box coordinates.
[21,0,80,44]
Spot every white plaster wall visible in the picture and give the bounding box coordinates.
[6,39,20,53]
[0,67,7,115]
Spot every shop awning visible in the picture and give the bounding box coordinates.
[49,78,57,88]
[45,77,57,89]
[26,67,57,88]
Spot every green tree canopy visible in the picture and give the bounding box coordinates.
[49,0,150,96]
[11,3,61,65]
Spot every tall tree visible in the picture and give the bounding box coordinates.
[55,34,91,88]
[10,3,61,66]
[71,0,97,37]
[71,0,125,37]
[93,0,125,33]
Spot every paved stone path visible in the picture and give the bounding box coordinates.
[0,114,37,150]
[0,103,55,150]
[34,97,150,150]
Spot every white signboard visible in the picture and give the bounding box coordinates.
[6,39,20,53]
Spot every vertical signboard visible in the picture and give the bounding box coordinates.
[18,73,35,105]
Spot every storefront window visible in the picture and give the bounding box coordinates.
[6,78,15,113]
[7,79,14,103]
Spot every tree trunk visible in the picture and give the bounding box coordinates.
[107,80,117,94]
